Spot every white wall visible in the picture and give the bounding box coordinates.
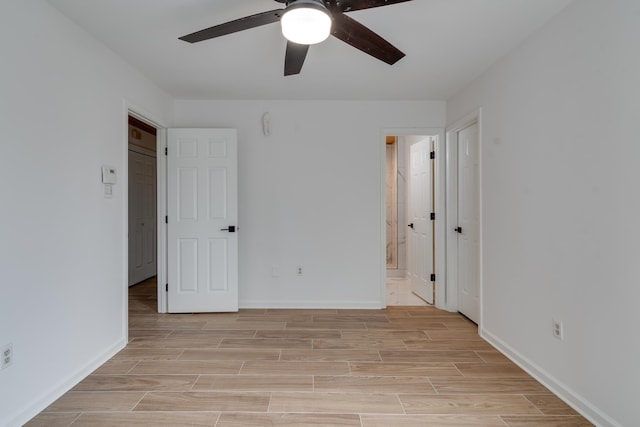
[0,2,172,426]
[174,100,445,308]
[446,1,640,425]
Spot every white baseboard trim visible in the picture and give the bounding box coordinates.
[240,299,384,309]
[4,338,127,427]
[481,328,621,427]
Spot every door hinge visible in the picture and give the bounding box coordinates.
[165,215,168,224]
[430,274,436,282]
[166,283,168,292]
[430,212,436,221]
[165,147,168,156]
[430,151,435,159]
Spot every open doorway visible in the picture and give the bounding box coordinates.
[127,115,159,318]
[382,129,446,308]
[127,115,158,286]
[385,135,424,306]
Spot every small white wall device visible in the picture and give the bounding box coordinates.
[101,166,117,184]
[101,166,117,198]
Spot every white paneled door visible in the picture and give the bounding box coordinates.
[167,129,238,313]
[457,122,480,323]
[128,150,157,286]
[408,138,434,304]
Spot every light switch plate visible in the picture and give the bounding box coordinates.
[104,183,113,198]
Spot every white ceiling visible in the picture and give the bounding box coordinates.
[48,0,572,100]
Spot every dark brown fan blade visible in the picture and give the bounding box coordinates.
[331,13,405,65]
[179,9,283,43]
[284,41,310,76]
[329,0,412,13]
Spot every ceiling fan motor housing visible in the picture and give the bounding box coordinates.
[285,0,329,8]
[281,0,333,45]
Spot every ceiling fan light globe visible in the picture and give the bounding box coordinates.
[281,4,331,45]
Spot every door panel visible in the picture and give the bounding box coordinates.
[208,238,228,291]
[408,139,433,304]
[457,122,480,323]
[167,128,238,313]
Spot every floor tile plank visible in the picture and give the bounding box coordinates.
[134,392,270,412]
[168,330,256,339]
[404,340,493,351]
[23,413,81,427]
[269,392,405,414]
[349,362,460,377]
[255,329,342,339]
[430,378,550,394]
[454,363,530,378]
[379,350,484,363]
[179,349,280,361]
[70,412,219,426]
[286,321,367,330]
[281,349,381,362]
[241,361,350,376]
[91,360,139,375]
[361,414,508,426]
[111,348,184,361]
[202,321,286,330]
[524,395,580,416]
[314,375,435,393]
[44,391,145,412]
[193,375,313,392]
[219,338,312,349]
[398,394,541,415]
[313,338,407,351]
[72,375,198,392]
[129,360,242,375]
[217,413,361,427]
[341,330,429,340]
[501,415,594,426]
[126,337,222,349]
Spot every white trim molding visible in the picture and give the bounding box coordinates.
[482,328,623,427]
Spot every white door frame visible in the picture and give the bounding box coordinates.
[123,102,169,322]
[380,128,446,309]
[445,109,483,321]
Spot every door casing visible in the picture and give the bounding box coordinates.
[380,128,446,309]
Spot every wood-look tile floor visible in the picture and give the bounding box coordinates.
[386,278,428,306]
[27,278,593,426]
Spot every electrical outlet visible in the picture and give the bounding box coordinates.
[1,343,13,370]
[296,266,304,276]
[552,319,563,340]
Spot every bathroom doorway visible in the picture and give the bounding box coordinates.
[385,134,435,306]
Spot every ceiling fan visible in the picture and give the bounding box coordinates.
[179,0,412,76]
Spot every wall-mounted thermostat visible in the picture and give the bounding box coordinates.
[101,166,117,184]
